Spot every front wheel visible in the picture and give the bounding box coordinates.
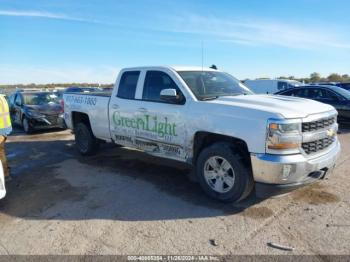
[196,142,253,202]
[22,117,33,134]
[75,122,99,155]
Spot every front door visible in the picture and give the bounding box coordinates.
[110,69,189,162]
[131,70,188,161]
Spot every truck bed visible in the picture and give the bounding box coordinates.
[63,92,112,141]
[65,91,112,97]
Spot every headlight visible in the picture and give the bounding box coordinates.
[266,119,302,154]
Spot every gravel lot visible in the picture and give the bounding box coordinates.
[0,127,349,255]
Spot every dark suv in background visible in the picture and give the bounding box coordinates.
[276,85,350,123]
[311,82,350,91]
[8,91,66,133]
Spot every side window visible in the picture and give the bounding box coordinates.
[280,90,294,96]
[282,89,306,97]
[117,71,140,99]
[325,90,340,101]
[294,89,308,98]
[308,88,326,99]
[277,81,288,90]
[142,71,184,103]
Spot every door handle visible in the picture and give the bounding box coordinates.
[138,107,148,112]
[112,104,119,109]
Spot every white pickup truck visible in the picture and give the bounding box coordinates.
[63,66,341,202]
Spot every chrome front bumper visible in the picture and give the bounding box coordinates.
[251,140,341,187]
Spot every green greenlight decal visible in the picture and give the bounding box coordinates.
[113,112,177,137]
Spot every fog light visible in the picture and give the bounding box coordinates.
[282,165,292,180]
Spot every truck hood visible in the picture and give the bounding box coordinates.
[209,94,336,119]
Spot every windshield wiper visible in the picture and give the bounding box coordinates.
[199,93,249,100]
[225,93,249,96]
[199,96,219,101]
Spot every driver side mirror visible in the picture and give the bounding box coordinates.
[160,89,182,104]
[15,101,22,106]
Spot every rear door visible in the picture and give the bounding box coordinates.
[109,70,142,147]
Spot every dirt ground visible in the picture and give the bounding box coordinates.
[0,126,349,255]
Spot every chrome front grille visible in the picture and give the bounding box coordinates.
[302,137,335,155]
[302,116,336,132]
[45,115,58,125]
[302,115,337,155]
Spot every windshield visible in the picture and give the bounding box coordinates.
[23,93,60,105]
[54,91,64,99]
[177,71,253,100]
[332,86,350,100]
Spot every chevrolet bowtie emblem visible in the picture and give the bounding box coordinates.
[327,129,335,137]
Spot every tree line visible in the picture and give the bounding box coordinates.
[275,73,350,83]
[0,72,349,91]
[0,82,114,90]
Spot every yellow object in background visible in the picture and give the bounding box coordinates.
[0,95,12,134]
[0,136,9,178]
[0,95,12,199]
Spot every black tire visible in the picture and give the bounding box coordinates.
[74,122,99,155]
[196,142,254,203]
[22,116,33,134]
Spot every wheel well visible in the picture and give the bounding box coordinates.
[193,132,251,167]
[72,112,91,129]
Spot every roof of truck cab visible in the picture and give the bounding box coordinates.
[170,66,218,72]
[245,79,300,83]
[122,66,219,72]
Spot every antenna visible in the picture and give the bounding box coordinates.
[201,40,204,72]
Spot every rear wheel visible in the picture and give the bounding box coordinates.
[75,122,99,155]
[196,142,253,202]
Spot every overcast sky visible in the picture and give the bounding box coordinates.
[1,0,350,84]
